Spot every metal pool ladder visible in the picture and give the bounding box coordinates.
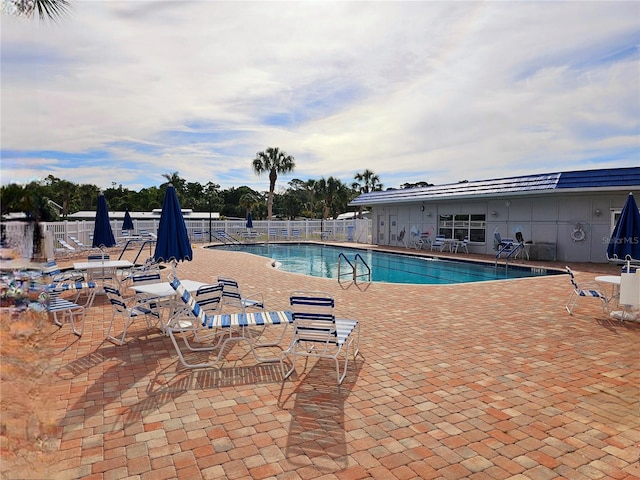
[338,252,371,289]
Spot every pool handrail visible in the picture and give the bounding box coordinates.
[338,252,371,288]
[353,253,371,286]
[337,253,355,288]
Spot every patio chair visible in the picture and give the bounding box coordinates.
[42,260,85,284]
[455,237,469,254]
[129,269,167,317]
[292,229,300,240]
[47,285,86,336]
[565,266,608,315]
[167,274,294,367]
[416,232,431,250]
[171,282,230,356]
[85,255,118,287]
[217,275,286,347]
[69,236,90,250]
[281,229,289,240]
[515,231,530,260]
[280,291,360,384]
[430,235,446,251]
[494,232,518,258]
[217,276,265,313]
[57,238,76,253]
[104,284,161,345]
[120,256,159,288]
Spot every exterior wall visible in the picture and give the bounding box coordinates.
[370,190,638,263]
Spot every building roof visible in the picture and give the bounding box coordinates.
[349,167,640,206]
[65,209,220,221]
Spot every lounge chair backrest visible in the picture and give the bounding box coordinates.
[217,276,264,312]
[88,254,110,261]
[42,260,84,283]
[168,274,218,327]
[218,276,242,306]
[195,284,224,315]
[104,285,127,312]
[565,266,580,290]
[43,260,63,279]
[130,271,161,286]
[289,291,337,342]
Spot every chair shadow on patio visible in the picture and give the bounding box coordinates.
[277,356,363,473]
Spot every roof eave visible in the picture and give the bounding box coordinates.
[349,185,640,206]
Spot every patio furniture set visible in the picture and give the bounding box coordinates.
[46,256,361,384]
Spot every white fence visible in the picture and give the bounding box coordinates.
[16,218,372,254]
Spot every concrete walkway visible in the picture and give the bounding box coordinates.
[38,245,640,479]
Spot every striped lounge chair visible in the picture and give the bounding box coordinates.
[167,274,293,368]
[281,291,360,384]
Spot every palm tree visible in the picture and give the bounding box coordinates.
[5,0,71,21]
[314,177,342,220]
[252,147,295,220]
[239,192,260,216]
[353,169,383,219]
[161,172,186,200]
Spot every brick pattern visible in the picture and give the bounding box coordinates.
[23,245,640,479]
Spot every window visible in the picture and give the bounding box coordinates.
[438,214,486,242]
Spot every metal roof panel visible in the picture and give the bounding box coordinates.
[349,167,640,206]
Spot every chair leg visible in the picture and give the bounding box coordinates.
[566,292,577,315]
[106,312,130,346]
[280,343,297,380]
[68,306,85,337]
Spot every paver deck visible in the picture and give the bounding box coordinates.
[10,244,640,479]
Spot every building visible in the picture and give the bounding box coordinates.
[349,167,640,263]
[66,209,220,221]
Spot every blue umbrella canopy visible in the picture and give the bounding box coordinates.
[92,192,116,248]
[122,208,134,230]
[246,212,253,229]
[607,192,640,262]
[153,184,193,264]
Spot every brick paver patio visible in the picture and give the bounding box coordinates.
[13,244,640,479]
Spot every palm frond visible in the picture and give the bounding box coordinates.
[3,0,71,21]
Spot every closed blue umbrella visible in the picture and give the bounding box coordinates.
[92,192,116,249]
[246,212,253,229]
[122,208,134,231]
[154,184,192,271]
[607,192,640,262]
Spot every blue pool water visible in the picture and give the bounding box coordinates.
[210,243,560,285]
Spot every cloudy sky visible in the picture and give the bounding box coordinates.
[1,1,639,193]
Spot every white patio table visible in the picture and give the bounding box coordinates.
[131,280,209,331]
[73,259,134,289]
[595,275,621,307]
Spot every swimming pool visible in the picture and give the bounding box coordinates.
[210,243,560,285]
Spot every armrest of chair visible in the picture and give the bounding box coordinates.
[242,292,265,309]
[582,281,607,293]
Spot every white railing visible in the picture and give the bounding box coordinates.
[28,218,371,251]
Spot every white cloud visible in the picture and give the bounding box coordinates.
[1,1,638,191]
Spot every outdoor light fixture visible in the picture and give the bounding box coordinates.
[490,210,497,217]
[594,209,602,217]
[505,200,511,208]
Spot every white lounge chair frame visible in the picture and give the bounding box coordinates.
[280,291,360,384]
[104,284,160,345]
[48,284,88,336]
[565,266,608,315]
[167,274,294,368]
